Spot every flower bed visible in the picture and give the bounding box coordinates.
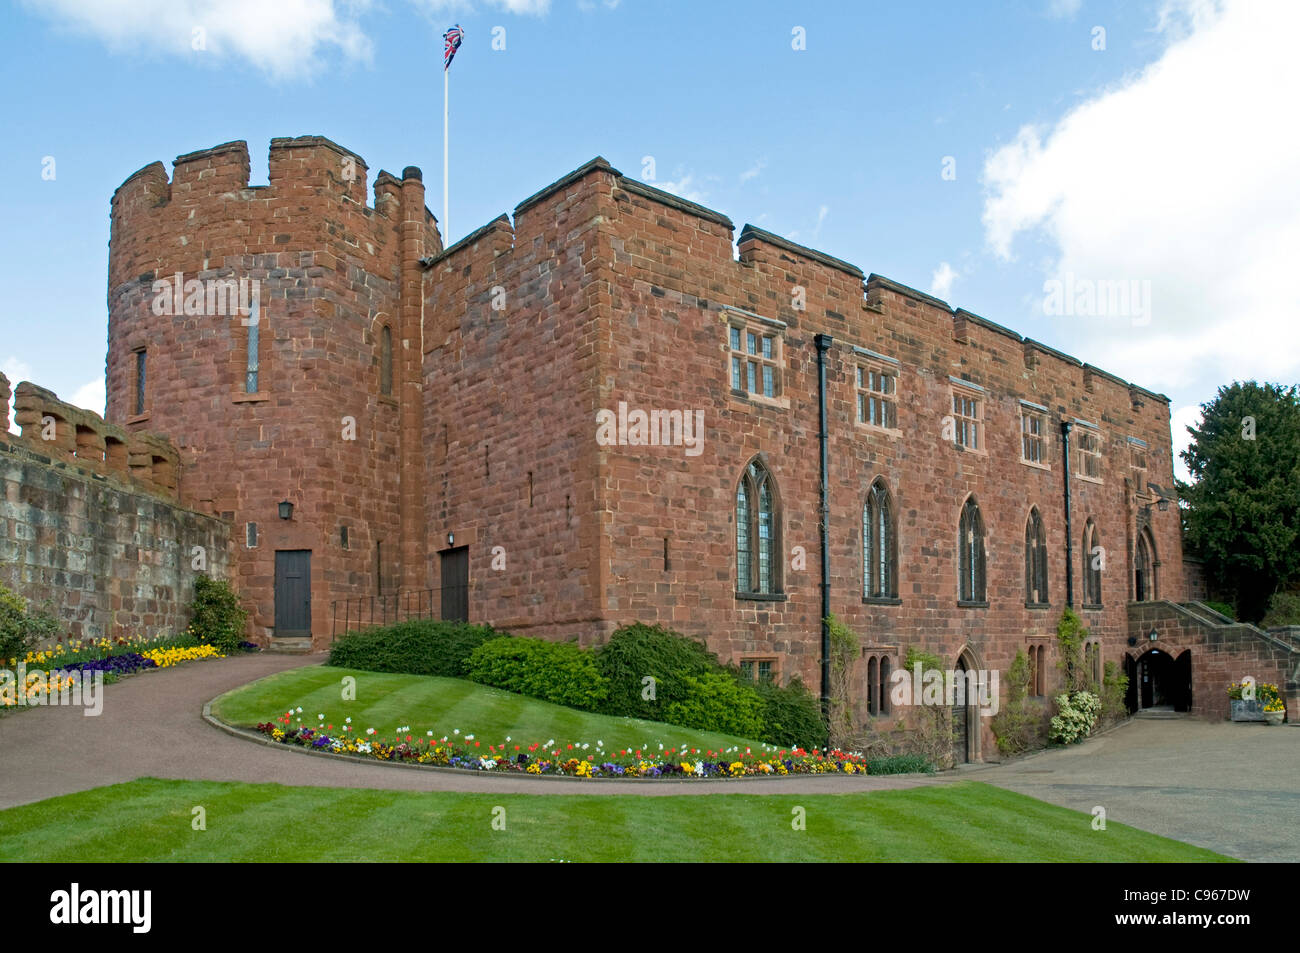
[1227,681,1284,721]
[254,709,870,779]
[143,644,225,668]
[3,634,245,711]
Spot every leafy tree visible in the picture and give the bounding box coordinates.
[1178,381,1300,622]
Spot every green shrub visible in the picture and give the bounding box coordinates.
[1098,660,1130,727]
[1261,591,1300,628]
[327,619,501,677]
[1202,600,1236,621]
[991,648,1044,756]
[466,636,609,711]
[753,676,826,749]
[0,581,59,665]
[595,622,719,720]
[663,671,765,739]
[1056,608,1089,692]
[188,576,248,653]
[865,753,934,775]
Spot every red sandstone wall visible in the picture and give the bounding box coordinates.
[578,163,1186,751]
[105,138,440,644]
[421,163,609,640]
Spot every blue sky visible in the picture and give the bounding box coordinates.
[2,0,1297,480]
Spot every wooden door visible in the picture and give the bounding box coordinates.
[274,550,312,638]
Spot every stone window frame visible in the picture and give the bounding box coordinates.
[957,494,988,607]
[1083,640,1103,686]
[1026,640,1049,697]
[722,307,790,411]
[949,378,985,454]
[129,347,149,421]
[1074,419,1104,483]
[245,522,258,549]
[379,324,394,399]
[852,346,901,435]
[862,477,900,604]
[864,651,895,717]
[231,299,271,405]
[1128,436,1149,497]
[1082,517,1104,608]
[1019,400,1050,469]
[735,456,785,601]
[739,657,779,684]
[1024,505,1049,608]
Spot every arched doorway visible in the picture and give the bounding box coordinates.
[952,655,970,765]
[1131,647,1193,712]
[951,648,983,764]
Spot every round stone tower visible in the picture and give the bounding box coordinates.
[105,136,441,646]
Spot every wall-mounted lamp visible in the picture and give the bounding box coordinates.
[1144,482,1173,513]
[1148,628,1159,642]
[447,532,455,546]
[278,500,294,521]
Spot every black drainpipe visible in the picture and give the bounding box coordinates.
[814,333,833,727]
[1061,420,1075,609]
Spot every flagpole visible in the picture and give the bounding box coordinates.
[443,63,449,243]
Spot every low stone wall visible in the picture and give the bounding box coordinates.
[0,372,232,641]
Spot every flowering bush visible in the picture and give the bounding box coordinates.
[1048,690,1100,745]
[253,710,872,780]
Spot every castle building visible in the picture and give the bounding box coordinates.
[99,136,1297,756]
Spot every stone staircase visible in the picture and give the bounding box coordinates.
[1127,600,1300,719]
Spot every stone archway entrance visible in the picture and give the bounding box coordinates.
[1128,647,1193,712]
[952,655,970,765]
[951,648,983,764]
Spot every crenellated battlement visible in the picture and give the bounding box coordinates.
[2,372,180,499]
[108,137,441,294]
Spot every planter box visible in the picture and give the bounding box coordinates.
[1230,699,1265,722]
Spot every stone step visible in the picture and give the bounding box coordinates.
[267,637,314,654]
[1134,708,1189,719]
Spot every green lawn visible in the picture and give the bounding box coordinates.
[0,778,1231,862]
[210,664,775,755]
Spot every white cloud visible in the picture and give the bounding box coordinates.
[1170,403,1203,483]
[70,378,107,418]
[1046,0,1082,18]
[930,262,958,300]
[2,357,32,434]
[739,158,766,185]
[22,0,375,80]
[657,173,706,205]
[981,0,1300,397]
[417,0,550,15]
[812,204,828,239]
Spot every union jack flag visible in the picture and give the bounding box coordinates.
[443,24,463,71]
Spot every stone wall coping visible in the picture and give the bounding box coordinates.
[739,223,863,280]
